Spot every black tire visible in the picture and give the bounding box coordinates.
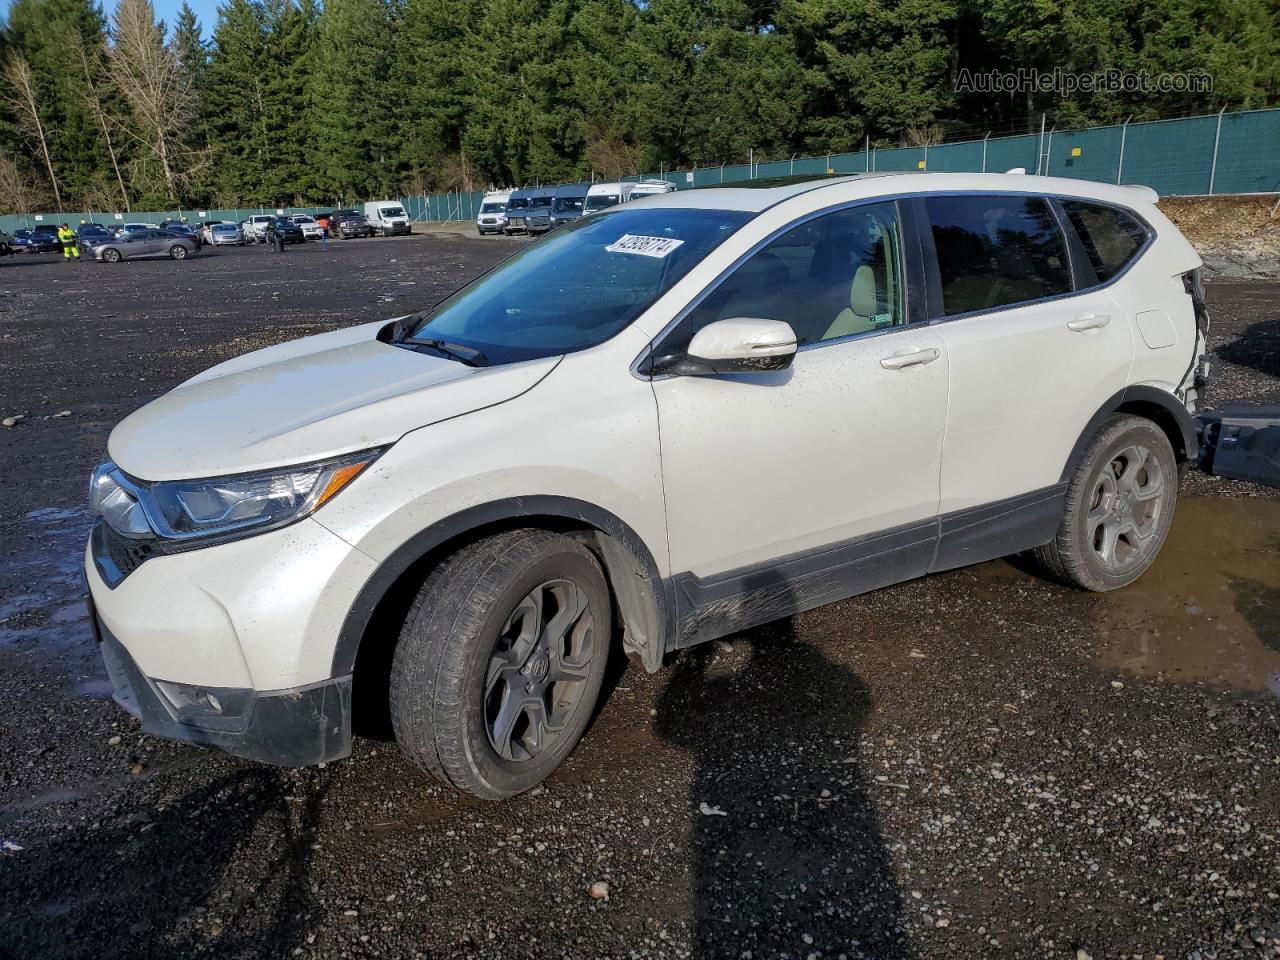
[102,247,122,263]
[1033,414,1178,592]
[169,244,187,260]
[389,529,612,799]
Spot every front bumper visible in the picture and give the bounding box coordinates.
[94,609,351,766]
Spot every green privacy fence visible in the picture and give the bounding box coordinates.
[4,107,1278,232]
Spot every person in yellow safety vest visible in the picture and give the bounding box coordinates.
[57,224,80,261]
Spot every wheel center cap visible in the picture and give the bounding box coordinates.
[528,655,549,682]
[1116,492,1134,516]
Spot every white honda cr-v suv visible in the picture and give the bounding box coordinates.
[86,173,1209,798]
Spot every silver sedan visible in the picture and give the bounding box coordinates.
[89,229,201,262]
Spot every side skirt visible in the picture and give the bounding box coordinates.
[667,484,1067,650]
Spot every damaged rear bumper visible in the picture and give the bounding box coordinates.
[92,605,351,767]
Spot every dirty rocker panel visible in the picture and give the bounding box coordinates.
[668,483,1068,649]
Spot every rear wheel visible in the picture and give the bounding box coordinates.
[389,529,612,798]
[1033,415,1178,591]
[169,244,187,260]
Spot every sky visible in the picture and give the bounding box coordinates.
[3,0,226,37]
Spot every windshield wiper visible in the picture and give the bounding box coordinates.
[407,337,488,367]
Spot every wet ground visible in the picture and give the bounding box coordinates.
[0,238,1277,959]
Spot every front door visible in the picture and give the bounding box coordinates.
[650,201,949,645]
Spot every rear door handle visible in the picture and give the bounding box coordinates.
[1068,313,1111,332]
[880,347,941,370]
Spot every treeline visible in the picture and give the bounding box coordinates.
[1,0,1277,211]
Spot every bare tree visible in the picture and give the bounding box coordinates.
[73,37,131,212]
[1,55,62,211]
[108,0,208,203]
[0,151,52,215]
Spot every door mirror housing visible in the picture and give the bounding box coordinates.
[677,318,798,375]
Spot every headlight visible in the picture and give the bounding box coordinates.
[89,450,381,546]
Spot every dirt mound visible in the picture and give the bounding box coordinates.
[1159,195,1280,279]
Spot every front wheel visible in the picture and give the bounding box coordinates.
[389,529,612,799]
[1033,414,1178,591]
[169,244,187,260]
[101,247,122,263]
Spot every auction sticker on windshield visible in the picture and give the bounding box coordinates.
[605,234,686,258]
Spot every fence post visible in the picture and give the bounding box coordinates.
[865,136,870,172]
[1044,127,1054,176]
[1208,106,1226,195]
[790,153,795,176]
[1035,114,1046,174]
[982,132,989,172]
[922,142,928,171]
[1116,116,1130,184]
[720,163,725,183]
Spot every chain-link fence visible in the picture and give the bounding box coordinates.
[3,107,1277,232]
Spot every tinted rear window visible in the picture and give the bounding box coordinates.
[1061,200,1148,283]
[926,195,1072,316]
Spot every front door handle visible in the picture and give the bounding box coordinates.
[880,347,941,370]
[1068,313,1112,332]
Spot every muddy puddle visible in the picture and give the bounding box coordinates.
[1092,497,1280,694]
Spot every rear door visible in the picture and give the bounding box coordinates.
[920,193,1134,521]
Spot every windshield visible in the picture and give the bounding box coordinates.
[585,194,620,211]
[381,207,406,218]
[480,201,507,213]
[552,196,584,214]
[293,216,313,223]
[529,196,552,209]
[507,198,529,210]
[405,207,752,365]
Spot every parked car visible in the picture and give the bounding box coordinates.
[77,225,114,250]
[548,184,589,230]
[327,209,371,239]
[264,217,305,245]
[88,228,200,262]
[163,223,202,248]
[584,182,633,214]
[0,228,13,256]
[200,220,227,243]
[474,190,511,235]
[628,178,678,199]
[13,228,60,253]
[243,215,276,244]
[208,222,243,246]
[84,174,1207,799]
[524,187,554,234]
[363,201,411,237]
[288,215,325,240]
[503,188,532,234]
[116,223,154,238]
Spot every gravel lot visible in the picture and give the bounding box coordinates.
[0,236,1277,960]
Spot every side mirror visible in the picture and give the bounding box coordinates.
[680,318,797,375]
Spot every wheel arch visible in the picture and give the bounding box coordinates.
[1060,385,1198,483]
[332,496,671,691]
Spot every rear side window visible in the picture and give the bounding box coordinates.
[1061,200,1148,283]
[926,195,1071,316]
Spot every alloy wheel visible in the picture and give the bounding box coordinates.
[1086,443,1167,574]
[484,579,596,762]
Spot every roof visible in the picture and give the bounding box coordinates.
[623,172,1163,213]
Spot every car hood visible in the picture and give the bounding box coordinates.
[109,320,559,482]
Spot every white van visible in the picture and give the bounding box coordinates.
[584,182,634,214]
[628,179,677,199]
[363,201,411,237]
[475,190,513,235]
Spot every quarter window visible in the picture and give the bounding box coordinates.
[678,201,906,349]
[926,195,1072,316]
[1060,200,1148,283]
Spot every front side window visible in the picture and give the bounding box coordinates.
[674,201,906,350]
[405,207,752,365]
[926,195,1071,316]
[1060,200,1148,283]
